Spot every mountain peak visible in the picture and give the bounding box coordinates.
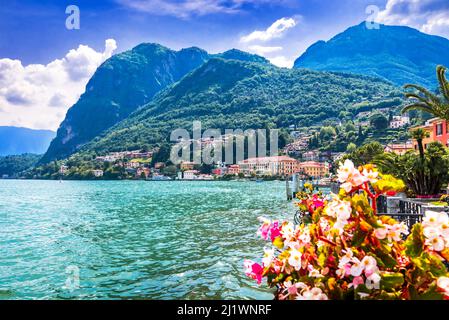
[294,23,449,87]
[214,49,270,65]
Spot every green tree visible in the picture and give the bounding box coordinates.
[375,142,449,196]
[410,128,430,160]
[346,143,357,153]
[343,141,385,167]
[402,65,449,120]
[370,113,389,130]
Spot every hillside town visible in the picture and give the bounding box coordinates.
[49,114,449,182]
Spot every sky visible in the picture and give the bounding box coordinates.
[1,0,449,130]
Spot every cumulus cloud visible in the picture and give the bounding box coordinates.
[240,17,297,43]
[377,0,449,38]
[247,45,283,55]
[0,39,117,130]
[268,56,294,68]
[116,0,287,18]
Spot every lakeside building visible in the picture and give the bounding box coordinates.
[95,150,154,162]
[92,169,104,177]
[384,141,414,155]
[183,170,199,180]
[411,118,449,150]
[227,164,240,175]
[238,156,299,177]
[297,161,330,178]
[137,167,151,178]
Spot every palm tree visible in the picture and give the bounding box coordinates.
[402,65,449,120]
[410,128,430,160]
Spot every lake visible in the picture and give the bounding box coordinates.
[0,180,294,300]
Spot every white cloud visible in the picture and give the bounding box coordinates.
[268,56,294,68]
[377,0,449,38]
[240,17,297,43]
[247,45,283,55]
[116,0,284,18]
[0,39,117,130]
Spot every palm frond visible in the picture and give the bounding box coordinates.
[402,103,435,115]
[437,65,449,102]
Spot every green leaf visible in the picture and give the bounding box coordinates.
[375,248,398,268]
[352,226,367,247]
[409,284,445,300]
[381,272,404,290]
[405,224,425,258]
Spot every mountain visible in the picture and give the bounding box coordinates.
[78,58,401,156]
[0,127,55,156]
[294,22,449,87]
[41,44,270,164]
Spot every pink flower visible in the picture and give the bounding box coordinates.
[312,194,325,208]
[257,217,271,240]
[270,221,281,242]
[243,260,264,285]
[351,276,364,289]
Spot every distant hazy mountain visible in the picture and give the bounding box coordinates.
[41,44,270,163]
[78,58,400,156]
[0,127,55,156]
[294,22,449,87]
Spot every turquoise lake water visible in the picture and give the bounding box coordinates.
[0,180,294,300]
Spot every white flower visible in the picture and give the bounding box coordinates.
[361,256,377,269]
[337,159,368,192]
[280,222,295,242]
[298,226,311,245]
[338,249,354,268]
[374,226,388,240]
[387,223,409,242]
[297,287,328,300]
[337,159,356,183]
[427,236,445,251]
[262,247,274,267]
[422,211,449,251]
[437,277,449,297]
[288,249,302,271]
[374,222,408,242]
[365,273,381,290]
[350,258,364,277]
[362,168,379,183]
[423,211,449,228]
[308,266,324,278]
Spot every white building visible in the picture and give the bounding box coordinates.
[92,170,104,177]
[183,170,199,180]
[390,116,410,129]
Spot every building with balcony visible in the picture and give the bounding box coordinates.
[238,156,299,177]
[410,118,449,151]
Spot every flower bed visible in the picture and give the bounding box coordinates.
[244,160,449,300]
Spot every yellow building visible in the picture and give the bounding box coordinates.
[297,161,329,178]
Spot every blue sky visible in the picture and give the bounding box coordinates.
[1,0,449,130]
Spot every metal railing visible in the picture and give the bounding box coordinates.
[379,197,424,230]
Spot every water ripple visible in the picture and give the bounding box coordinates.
[0,180,293,300]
